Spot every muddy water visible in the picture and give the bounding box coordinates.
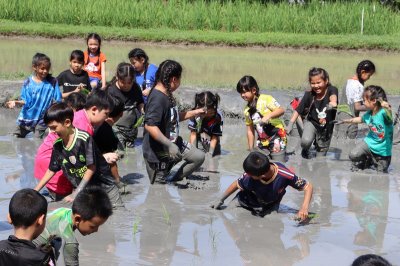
[1,36,400,92]
[0,88,399,265]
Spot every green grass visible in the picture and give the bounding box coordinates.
[1,19,400,50]
[1,0,399,35]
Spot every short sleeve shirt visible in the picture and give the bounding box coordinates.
[72,109,94,136]
[84,51,106,79]
[188,110,223,137]
[237,162,308,206]
[57,69,91,94]
[296,86,338,130]
[49,128,114,187]
[345,78,364,115]
[33,208,78,266]
[362,108,393,156]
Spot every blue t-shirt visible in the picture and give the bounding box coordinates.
[17,76,62,127]
[237,162,308,206]
[362,108,393,156]
[135,63,158,103]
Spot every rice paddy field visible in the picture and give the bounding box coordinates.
[1,0,400,49]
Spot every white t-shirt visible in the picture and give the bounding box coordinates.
[345,79,364,115]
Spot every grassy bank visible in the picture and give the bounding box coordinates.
[1,19,400,50]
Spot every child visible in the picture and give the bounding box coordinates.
[352,254,392,266]
[84,33,106,89]
[65,92,86,112]
[337,60,376,139]
[34,102,123,206]
[6,53,62,138]
[343,85,393,173]
[211,151,313,220]
[33,186,113,266]
[107,62,145,149]
[188,91,223,157]
[236,75,286,162]
[143,60,205,184]
[286,68,338,158]
[129,48,158,103]
[94,96,126,188]
[57,50,91,99]
[0,189,53,265]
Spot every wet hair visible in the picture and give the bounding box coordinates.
[194,91,220,111]
[9,189,47,228]
[243,151,270,177]
[44,102,74,124]
[72,186,113,221]
[128,48,150,90]
[70,49,85,63]
[85,89,114,111]
[108,62,135,88]
[352,254,392,266]
[85,33,102,65]
[109,96,124,118]
[236,75,260,117]
[356,60,376,85]
[363,85,387,109]
[65,92,86,111]
[308,67,331,85]
[153,60,182,104]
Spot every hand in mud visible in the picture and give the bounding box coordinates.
[285,121,294,134]
[296,207,309,222]
[210,199,224,210]
[167,142,182,161]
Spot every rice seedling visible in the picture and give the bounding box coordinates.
[162,203,171,226]
[132,216,141,237]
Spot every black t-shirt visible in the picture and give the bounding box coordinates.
[108,83,144,129]
[49,128,115,187]
[143,89,179,163]
[296,85,338,131]
[94,122,119,153]
[0,235,52,266]
[57,69,91,93]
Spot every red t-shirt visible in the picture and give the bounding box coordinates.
[84,51,106,79]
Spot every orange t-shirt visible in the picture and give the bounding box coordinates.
[83,51,106,79]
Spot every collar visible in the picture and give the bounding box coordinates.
[259,163,278,185]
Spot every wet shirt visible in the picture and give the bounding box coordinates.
[143,89,179,163]
[83,51,106,79]
[244,94,286,148]
[57,69,91,94]
[0,235,52,266]
[237,162,308,206]
[34,208,78,266]
[296,86,338,131]
[49,128,115,187]
[108,82,144,129]
[94,122,119,153]
[188,110,223,137]
[362,108,393,156]
[18,76,62,128]
[135,63,158,103]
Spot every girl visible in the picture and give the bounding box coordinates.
[128,48,158,103]
[188,91,223,157]
[343,86,393,173]
[143,60,205,184]
[57,50,91,99]
[6,53,62,138]
[107,63,144,149]
[236,75,286,162]
[337,60,376,139]
[286,68,338,158]
[84,33,107,89]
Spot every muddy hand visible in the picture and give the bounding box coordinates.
[167,142,182,161]
[210,199,224,210]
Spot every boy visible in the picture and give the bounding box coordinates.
[211,151,313,220]
[34,186,113,265]
[0,189,53,265]
[94,96,126,189]
[34,102,123,206]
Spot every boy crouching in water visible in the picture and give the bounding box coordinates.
[211,151,313,220]
[34,187,113,265]
[0,189,53,265]
[34,102,123,207]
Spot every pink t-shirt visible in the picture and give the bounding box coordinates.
[34,132,73,195]
[34,109,93,196]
